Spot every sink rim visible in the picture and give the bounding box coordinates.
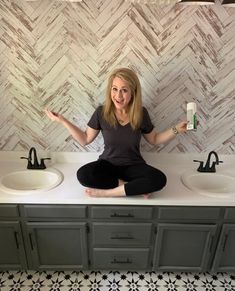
[0,168,64,195]
[181,170,235,198]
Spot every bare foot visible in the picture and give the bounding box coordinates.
[85,186,149,198]
[85,187,126,197]
[143,194,151,199]
[85,188,106,197]
[118,179,126,186]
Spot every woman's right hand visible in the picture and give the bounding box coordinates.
[44,108,100,146]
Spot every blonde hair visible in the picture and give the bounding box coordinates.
[102,67,143,130]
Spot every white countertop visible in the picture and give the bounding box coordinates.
[0,151,235,206]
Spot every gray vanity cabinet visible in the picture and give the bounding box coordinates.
[153,206,221,272]
[0,205,27,270]
[1,203,233,272]
[21,205,88,270]
[90,206,153,270]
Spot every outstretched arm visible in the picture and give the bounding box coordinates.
[45,109,99,146]
[143,121,187,145]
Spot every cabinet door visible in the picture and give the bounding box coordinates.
[212,224,235,272]
[0,221,27,270]
[25,222,88,270]
[153,223,216,272]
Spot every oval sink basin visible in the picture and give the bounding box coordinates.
[0,168,63,195]
[181,171,235,198]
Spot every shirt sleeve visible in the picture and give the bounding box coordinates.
[87,106,102,130]
[141,107,154,134]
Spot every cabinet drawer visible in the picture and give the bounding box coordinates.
[0,205,19,218]
[224,208,235,220]
[158,207,221,220]
[22,205,87,219]
[91,206,153,219]
[92,222,152,246]
[92,248,150,269]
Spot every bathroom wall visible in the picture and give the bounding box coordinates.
[0,0,234,154]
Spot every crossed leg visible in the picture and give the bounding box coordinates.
[77,160,165,198]
[85,179,150,198]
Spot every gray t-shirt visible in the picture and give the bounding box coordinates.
[88,106,154,166]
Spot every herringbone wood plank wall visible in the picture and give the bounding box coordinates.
[0,0,234,153]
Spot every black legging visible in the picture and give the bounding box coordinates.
[77,160,167,196]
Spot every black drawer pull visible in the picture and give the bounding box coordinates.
[110,213,134,218]
[222,234,228,252]
[29,233,34,250]
[14,232,19,249]
[110,235,134,240]
[111,258,132,264]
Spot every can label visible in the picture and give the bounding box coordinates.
[187,103,197,131]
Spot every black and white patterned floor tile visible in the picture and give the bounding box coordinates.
[0,271,235,291]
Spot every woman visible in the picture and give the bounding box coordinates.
[45,67,187,197]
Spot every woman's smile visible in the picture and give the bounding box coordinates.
[114,97,124,104]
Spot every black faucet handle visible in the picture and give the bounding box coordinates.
[193,160,204,172]
[39,158,51,169]
[20,156,29,160]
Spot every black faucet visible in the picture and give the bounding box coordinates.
[193,151,223,173]
[21,147,51,170]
